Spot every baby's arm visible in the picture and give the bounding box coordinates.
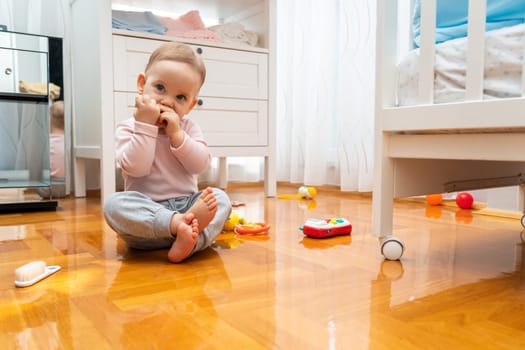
[158,104,185,147]
[115,119,158,177]
[170,120,211,175]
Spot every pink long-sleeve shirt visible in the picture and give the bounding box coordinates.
[115,117,211,201]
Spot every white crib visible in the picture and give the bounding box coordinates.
[373,0,525,259]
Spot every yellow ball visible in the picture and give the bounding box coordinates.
[224,212,244,231]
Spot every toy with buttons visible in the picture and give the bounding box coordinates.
[300,217,352,238]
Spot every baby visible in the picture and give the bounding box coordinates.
[104,42,231,262]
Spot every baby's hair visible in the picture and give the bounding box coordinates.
[145,42,206,86]
[50,100,64,130]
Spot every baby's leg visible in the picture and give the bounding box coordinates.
[104,191,180,250]
[167,214,199,263]
[170,187,217,235]
[191,188,232,253]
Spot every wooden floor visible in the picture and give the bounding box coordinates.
[1,183,525,349]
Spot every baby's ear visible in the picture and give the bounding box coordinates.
[188,97,198,111]
[136,73,146,93]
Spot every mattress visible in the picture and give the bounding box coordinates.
[397,23,525,106]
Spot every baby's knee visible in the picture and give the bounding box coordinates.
[211,188,231,209]
[103,191,142,222]
[103,191,124,215]
[103,192,126,227]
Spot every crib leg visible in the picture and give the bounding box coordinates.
[519,184,525,230]
[373,142,405,259]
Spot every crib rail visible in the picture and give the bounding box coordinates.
[417,0,436,103]
[375,0,525,133]
[382,98,525,132]
[419,0,487,102]
[465,0,486,100]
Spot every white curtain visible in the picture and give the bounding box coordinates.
[275,0,376,192]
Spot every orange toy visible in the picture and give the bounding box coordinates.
[234,222,271,235]
[425,194,443,206]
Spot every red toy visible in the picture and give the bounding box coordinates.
[456,192,474,209]
[300,218,352,238]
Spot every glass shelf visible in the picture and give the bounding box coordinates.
[0,30,57,211]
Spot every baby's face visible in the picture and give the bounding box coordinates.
[139,60,201,117]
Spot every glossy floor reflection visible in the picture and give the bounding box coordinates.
[1,184,525,349]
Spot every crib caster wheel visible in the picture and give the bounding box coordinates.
[381,236,404,260]
[521,215,525,229]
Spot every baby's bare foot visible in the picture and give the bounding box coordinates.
[170,211,195,236]
[168,217,199,263]
[188,187,217,231]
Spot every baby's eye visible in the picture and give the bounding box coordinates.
[155,84,166,93]
[176,94,187,102]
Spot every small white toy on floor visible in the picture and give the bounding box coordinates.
[14,261,61,287]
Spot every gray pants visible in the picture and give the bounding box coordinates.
[103,188,231,258]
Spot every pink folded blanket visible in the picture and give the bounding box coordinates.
[159,10,221,41]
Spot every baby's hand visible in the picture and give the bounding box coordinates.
[134,94,160,125]
[158,105,185,147]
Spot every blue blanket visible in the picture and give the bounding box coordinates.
[412,0,525,47]
[112,10,166,35]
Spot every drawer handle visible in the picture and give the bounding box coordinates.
[196,47,203,54]
[197,98,203,106]
[4,67,12,75]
